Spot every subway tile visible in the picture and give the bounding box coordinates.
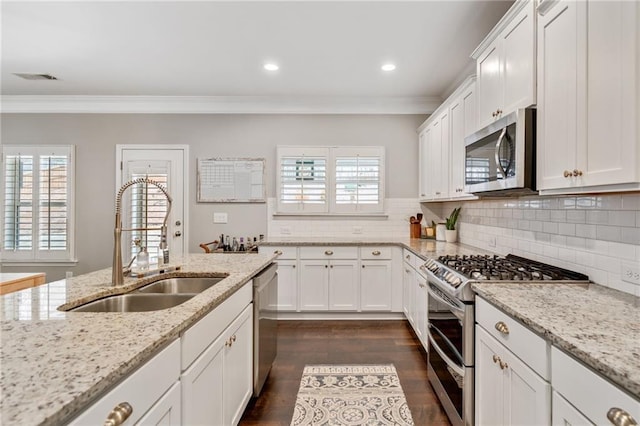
[566,236,586,249]
[501,210,513,219]
[529,242,544,255]
[529,199,542,209]
[560,197,577,209]
[621,194,640,210]
[586,211,609,225]
[523,210,537,220]
[536,210,551,221]
[595,254,621,273]
[517,240,531,252]
[608,242,637,261]
[550,210,567,222]
[576,251,595,267]
[549,234,566,246]
[600,195,622,210]
[584,238,609,254]
[518,220,531,230]
[609,211,636,227]
[543,222,559,234]
[620,228,640,245]
[558,248,576,264]
[637,211,640,227]
[542,198,559,209]
[566,210,586,223]
[558,223,576,236]
[575,224,597,239]
[543,245,559,258]
[512,209,523,220]
[596,225,622,242]
[535,232,551,243]
[530,221,543,232]
[576,196,598,209]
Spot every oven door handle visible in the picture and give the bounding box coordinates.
[427,330,465,378]
[494,127,509,179]
[427,285,465,322]
[429,323,465,366]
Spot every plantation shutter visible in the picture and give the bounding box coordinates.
[332,147,385,213]
[1,145,75,261]
[277,147,329,213]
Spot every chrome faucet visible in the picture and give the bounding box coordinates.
[112,178,173,286]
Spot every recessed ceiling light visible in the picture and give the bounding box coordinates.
[381,63,396,72]
[264,63,279,71]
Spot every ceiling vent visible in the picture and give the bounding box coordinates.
[13,73,58,80]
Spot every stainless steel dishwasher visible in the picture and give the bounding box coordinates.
[253,262,278,396]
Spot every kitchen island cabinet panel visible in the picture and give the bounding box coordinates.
[70,339,181,426]
[137,382,181,426]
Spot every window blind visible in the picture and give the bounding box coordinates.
[279,155,327,212]
[335,156,380,205]
[1,145,75,262]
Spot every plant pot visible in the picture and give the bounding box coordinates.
[444,229,458,243]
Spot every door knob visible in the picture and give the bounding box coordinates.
[174,231,182,237]
[175,220,181,226]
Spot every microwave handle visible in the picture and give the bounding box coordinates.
[494,127,508,179]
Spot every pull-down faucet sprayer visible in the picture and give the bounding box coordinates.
[112,178,173,286]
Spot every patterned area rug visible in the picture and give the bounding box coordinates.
[291,364,414,425]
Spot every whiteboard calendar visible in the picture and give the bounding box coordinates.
[197,158,266,202]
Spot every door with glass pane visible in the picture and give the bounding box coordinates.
[116,146,187,264]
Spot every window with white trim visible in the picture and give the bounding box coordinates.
[1,145,75,262]
[277,146,385,214]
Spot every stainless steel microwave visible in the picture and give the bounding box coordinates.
[464,108,536,195]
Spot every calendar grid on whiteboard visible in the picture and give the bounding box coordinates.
[197,157,265,202]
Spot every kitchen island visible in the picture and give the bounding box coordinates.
[0,253,276,426]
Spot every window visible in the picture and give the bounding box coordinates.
[277,146,385,214]
[1,145,75,262]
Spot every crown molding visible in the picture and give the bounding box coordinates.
[470,0,531,60]
[0,95,442,115]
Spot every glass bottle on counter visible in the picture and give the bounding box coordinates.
[137,247,149,270]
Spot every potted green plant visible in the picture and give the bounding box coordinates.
[445,207,461,242]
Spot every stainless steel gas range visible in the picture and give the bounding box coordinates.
[420,254,589,426]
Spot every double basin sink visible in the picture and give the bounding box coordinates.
[69,275,229,313]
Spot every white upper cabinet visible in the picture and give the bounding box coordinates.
[473,0,537,130]
[537,0,640,194]
[449,79,477,199]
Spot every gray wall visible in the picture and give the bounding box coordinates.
[1,113,425,281]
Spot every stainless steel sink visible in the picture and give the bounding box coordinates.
[70,294,195,312]
[135,275,228,294]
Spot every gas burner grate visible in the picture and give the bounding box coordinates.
[437,254,588,281]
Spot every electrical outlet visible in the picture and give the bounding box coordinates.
[353,226,363,234]
[280,226,291,235]
[621,262,640,285]
[488,236,497,248]
[65,271,73,279]
[213,212,228,223]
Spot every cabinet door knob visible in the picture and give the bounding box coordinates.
[564,170,572,178]
[492,111,496,118]
[292,264,296,268]
[274,250,283,255]
[406,255,410,260]
[372,250,381,256]
[362,265,365,268]
[607,408,638,426]
[573,169,583,177]
[492,354,500,364]
[330,265,333,268]
[499,360,508,370]
[495,321,510,335]
[104,402,133,426]
[325,250,333,255]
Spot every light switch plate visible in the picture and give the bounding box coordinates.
[353,226,363,234]
[213,212,228,223]
[280,226,291,235]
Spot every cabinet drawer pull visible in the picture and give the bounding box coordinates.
[495,321,509,335]
[104,402,133,426]
[492,354,500,364]
[325,250,333,255]
[499,360,508,370]
[274,250,283,255]
[372,250,381,256]
[225,338,232,347]
[573,169,583,177]
[607,408,638,426]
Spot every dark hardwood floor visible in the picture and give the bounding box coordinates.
[239,320,451,426]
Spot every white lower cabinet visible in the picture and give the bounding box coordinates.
[401,250,428,352]
[360,259,392,311]
[551,346,640,426]
[181,304,253,426]
[402,261,414,325]
[70,339,181,426]
[552,391,593,426]
[260,246,298,312]
[137,382,182,426]
[475,326,551,426]
[475,297,551,426]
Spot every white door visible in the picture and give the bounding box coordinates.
[116,146,188,262]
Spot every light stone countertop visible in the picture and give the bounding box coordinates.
[0,253,276,426]
[262,237,640,399]
[472,282,640,400]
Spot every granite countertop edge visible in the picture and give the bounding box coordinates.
[472,283,640,400]
[0,253,277,426]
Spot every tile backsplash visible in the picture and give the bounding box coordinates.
[266,198,422,238]
[442,193,640,296]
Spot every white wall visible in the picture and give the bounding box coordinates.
[1,113,426,281]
